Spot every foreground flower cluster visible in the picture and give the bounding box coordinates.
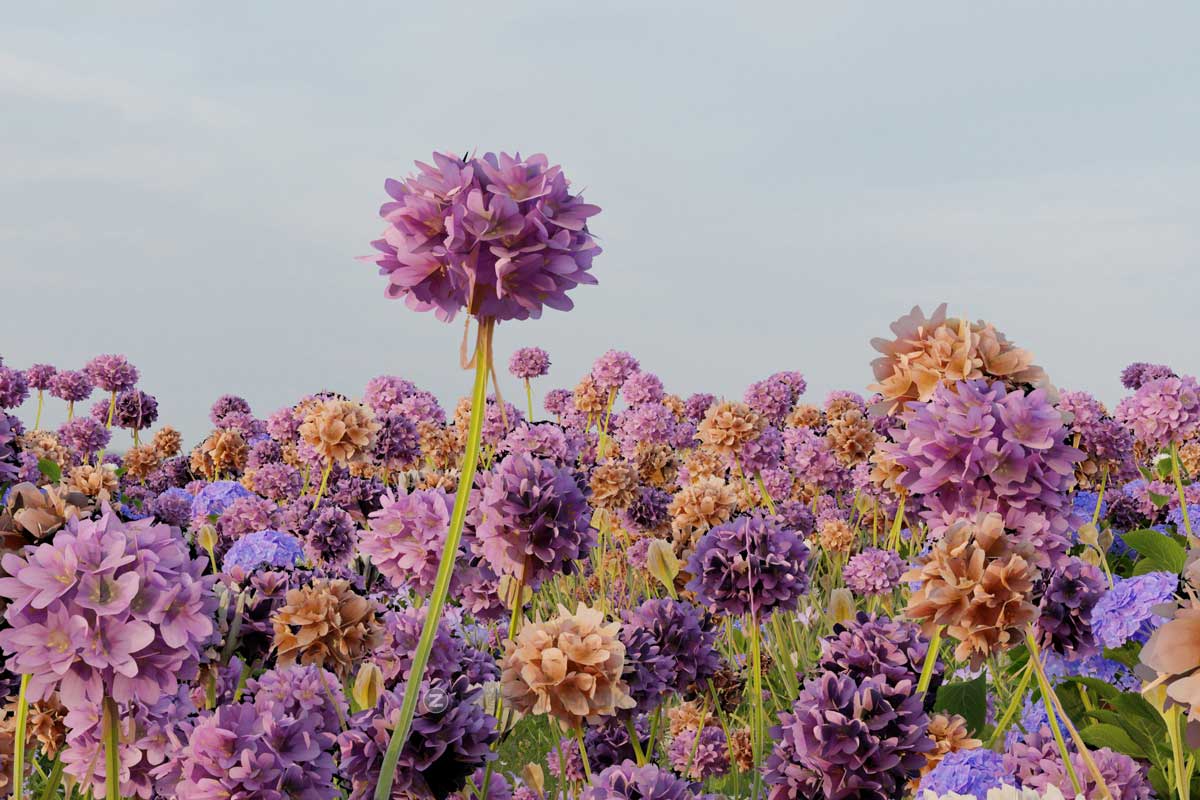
[1,303,1197,800]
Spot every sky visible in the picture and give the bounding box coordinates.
[3,2,1199,447]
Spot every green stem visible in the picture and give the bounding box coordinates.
[35,756,63,800]
[749,611,765,800]
[102,697,120,800]
[916,625,942,694]
[1166,704,1190,800]
[372,320,492,800]
[104,391,116,430]
[33,392,43,433]
[1171,444,1195,545]
[987,659,1034,747]
[524,378,534,421]
[312,461,333,510]
[574,725,593,782]
[626,718,647,766]
[12,674,30,800]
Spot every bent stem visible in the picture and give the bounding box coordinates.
[311,461,333,510]
[103,697,120,800]
[12,674,30,800]
[372,319,492,800]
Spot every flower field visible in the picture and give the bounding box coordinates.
[0,152,1198,800]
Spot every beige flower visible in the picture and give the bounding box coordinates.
[500,603,635,729]
[681,449,726,483]
[1180,440,1200,479]
[728,727,755,772]
[903,512,1037,667]
[589,461,639,511]
[669,476,735,539]
[697,401,763,456]
[817,518,855,554]
[0,482,91,547]
[668,699,706,736]
[272,579,382,679]
[152,425,182,459]
[573,375,605,416]
[192,429,248,478]
[921,713,982,776]
[633,442,677,490]
[121,444,160,482]
[826,409,877,466]
[66,464,119,501]
[786,404,824,429]
[299,399,380,466]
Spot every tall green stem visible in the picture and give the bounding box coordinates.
[32,392,43,433]
[103,697,120,800]
[372,321,492,800]
[312,461,333,510]
[524,378,534,420]
[916,625,942,694]
[11,674,30,800]
[1171,444,1195,545]
[749,612,765,800]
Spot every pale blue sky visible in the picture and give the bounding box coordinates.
[3,2,1198,445]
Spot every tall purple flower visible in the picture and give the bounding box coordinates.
[581,761,698,800]
[114,389,159,431]
[1116,374,1200,449]
[508,347,552,380]
[591,350,639,394]
[0,367,30,409]
[686,514,810,618]
[843,548,904,596]
[85,354,139,393]
[1120,362,1176,390]
[24,363,57,391]
[58,416,110,460]
[622,371,664,406]
[819,612,938,687]
[364,375,417,416]
[370,151,600,322]
[471,453,594,589]
[623,599,721,697]
[49,369,94,403]
[363,489,455,596]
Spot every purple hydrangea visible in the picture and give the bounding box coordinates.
[843,548,905,596]
[745,371,806,425]
[918,748,1013,797]
[252,462,303,502]
[151,487,195,527]
[0,367,30,409]
[667,725,728,780]
[585,716,650,772]
[0,509,216,710]
[114,389,159,431]
[374,411,422,469]
[48,369,94,403]
[1005,727,1152,800]
[191,480,255,519]
[57,416,110,459]
[544,388,573,417]
[686,514,810,618]
[1121,362,1176,391]
[508,347,552,380]
[302,505,357,567]
[1116,374,1200,449]
[683,393,716,422]
[623,599,721,696]
[782,426,848,492]
[363,375,416,416]
[369,151,600,322]
[1091,571,1178,648]
[24,363,57,391]
[85,353,139,393]
[399,390,445,426]
[581,761,698,800]
[880,379,1084,569]
[1036,557,1106,659]
[591,350,640,393]
[765,672,932,800]
[363,489,455,596]
[471,453,594,590]
[622,371,664,406]
[223,529,305,572]
[615,403,675,452]
[209,394,252,426]
[623,486,671,534]
[737,424,784,473]
[0,413,19,484]
[499,422,572,463]
[819,612,937,687]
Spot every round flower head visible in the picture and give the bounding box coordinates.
[500,603,636,729]
[509,347,551,380]
[667,725,728,780]
[191,480,254,519]
[765,671,933,800]
[843,547,904,596]
[374,411,421,469]
[223,529,305,573]
[544,388,573,417]
[299,398,380,465]
[362,488,454,596]
[686,514,810,619]
[303,504,357,567]
[209,394,251,426]
[151,487,195,527]
[623,599,721,697]
[472,452,594,590]
[48,370,93,403]
[581,761,699,800]
[1035,557,1106,659]
[1116,374,1200,449]
[1092,571,1177,648]
[57,416,110,459]
[0,367,29,409]
[1121,362,1176,390]
[591,350,639,393]
[744,371,807,425]
[84,353,138,393]
[24,364,56,391]
[622,371,664,406]
[370,151,601,322]
[819,612,938,687]
[918,749,1013,797]
[114,389,158,431]
[363,375,416,415]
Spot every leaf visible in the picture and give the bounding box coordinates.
[36,458,61,484]
[1080,723,1145,758]
[1122,529,1187,573]
[933,674,987,734]
[1148,491,1173,508]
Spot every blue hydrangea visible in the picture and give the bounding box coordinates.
[1042,652,1139,691]
[1072,489,1107,521]
[1005,696,1050,749]
[223,529,305,572]
[1091,571,1178,648]
[918,748,1012,796]
[191,480,254,519]
[1168,503,1200,531]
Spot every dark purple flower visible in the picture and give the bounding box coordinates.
[210,394,252,426]
[24,363,57,391]
[152,488,195,527]
[48,369,94,403]
[623,486,671,533]
[1036,557,1106,659]
[623,599,721,697]
[819,612,938,688]
[686,514,810,618]
[373,411,421,468]
[58,416,110,459]
[304,505,357,567]
[581,761,698,800]
[85,354,139,393]
[0,367,29,409]
[114,389,159,431]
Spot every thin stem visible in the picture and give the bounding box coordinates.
[311,461,333,510]
[12,674,30,800]
[33,392,43,432]
[574,725,593,782]
[916,626,942,694]
[1171,444,1195,545]
[104,391,116,430]
[1165,704,1190,800]
[372,319,493,800]
[748,611,765,800]
[35,756,63,800]
[987,660,1034,748]
[524,378,534,421]
[625,719,647,766]
[102,697,121,800]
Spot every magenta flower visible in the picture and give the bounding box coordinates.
[85,353,139,393]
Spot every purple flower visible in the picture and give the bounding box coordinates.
[622,371,664,406]
[1036,557,1106,659]
[591,350,640,393]
[686,514,810,618]
[0,366,29,409]
[668,726,728,780]
[398,390,445,426]
[49,369,94,403]
[623,486,671,534]
[1091,571,1178,648]
[58,416,110,459]
[363,489,454,596]
[251,462,303,502]
[508,347,552,380]
[192,480,255,519]
[581,761,698,800]
[1116,374,1200,449]
[819,612,937,687]
[217,495,279,539]
[373,411,421,468]
[303,504,357,567]
[224,530,305,572]
[745,371,806,425]
[918,748,1013,796]
[370,151,600,322]
[114,389,159,431]
[85,354,139,393]
[1121,362,1176,390]
[24,363,57,390]
[623,599,721,697]
[544,388,573,417]
[471,453,594,590]
[363,375,417,415]
[842,548,904,596]
[684,393,716,422]
[210,394,252,426]
[765,672,932,800]
[880,379,1083,569]
[152,488,196,527]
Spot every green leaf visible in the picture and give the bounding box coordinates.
[933,674,987,734]
[1079,723,1145,758]
[36,458,61,484]
[1148,490,1173,508]
[1122,529,1187,573]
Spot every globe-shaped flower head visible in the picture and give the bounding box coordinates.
[686,514,810,618]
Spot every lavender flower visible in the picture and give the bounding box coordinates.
[591,350,639,393]
[686,514,810,618]
[668,725,728,780]
[508,347,551,380]
[0,367,29,409]
[364,375,416,416]
[918,749,1013,797]
[58,416,110,458]
[363,489,455,596]
[843,548,904,596]
[1116,374,1200,449]
[152,487,196,527]
[85,354,138,393]
[1091,571,1178,648]
[24,364,57,390]
[210,394,252,426]
[581,761,698,800]
[224,530,305,572]
[191,480,254,519]
[622,371,664,406]
[48,369,94,403]
[1121,362,1176,390]
[745,371,806,425]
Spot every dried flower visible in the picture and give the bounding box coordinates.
[271,578,382,679]
[299,398,380,465]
